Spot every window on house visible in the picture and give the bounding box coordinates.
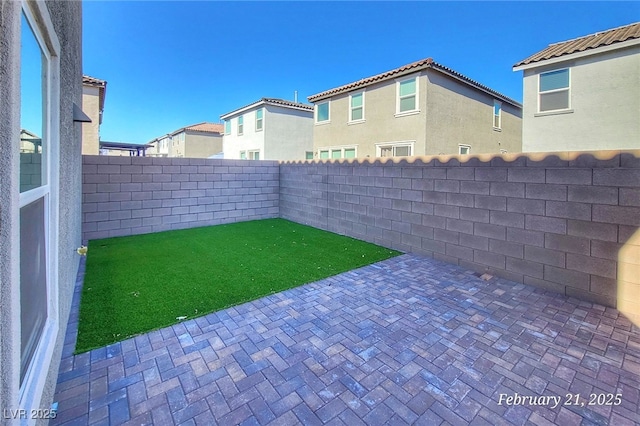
[240,151,246,159]
[493,101,501,129]
[459,145,471,155]
[319,150,329,159]
[331,149,342,159]
[397,77,417,113]
[377,142,413,157]
[305,151,314,160]
[316,102,329,123]
[320,146,357,159]
[224,120,231,135]
[255,108,263,131]
[350,92,364,122]
[539,69,570,112]
[344,148,356,158]
[238,115,244,135]
[248,150,260,160]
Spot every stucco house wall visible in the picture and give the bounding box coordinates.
[222,99,313,161]
[184,131,223,158]
[425,69,522,155]
[264,105,314,161]
[310,60,522,159]
[222,108,265,160]
[521,46,640,152]
[312,75,428,158]
[1,0,83,422]
[81,85,100,155]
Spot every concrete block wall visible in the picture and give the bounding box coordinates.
[82,155,279,240]
[280,151,640,312]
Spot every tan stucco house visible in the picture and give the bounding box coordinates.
[221,98,314,161]
[309,58,522,159]
[513,22,640,152]
[148,122,224,158]
[81,75,107,155]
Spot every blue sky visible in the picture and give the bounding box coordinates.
[79,1,638,144]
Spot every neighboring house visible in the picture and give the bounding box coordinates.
[20,128,42,153]
[2,0,84,419]
[99,141,150,156]
[147,134,171,157]
[148,122,224,158]
[82,75,107,155]
[513,22,640,152]
[308,57,522,159]
[221,98,314,161]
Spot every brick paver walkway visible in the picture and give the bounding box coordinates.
[52,254,640,425]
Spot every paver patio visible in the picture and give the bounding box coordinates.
[52,254,640,425]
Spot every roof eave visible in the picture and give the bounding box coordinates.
[513,37,640,71]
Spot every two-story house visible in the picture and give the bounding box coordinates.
[148,122,224,158]
[221,98,314,161]
[82,75,107,155]
[513,22,640,152]
[308,57,522,159]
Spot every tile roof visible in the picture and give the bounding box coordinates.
[82,75,106,87]
[514,21,640,67]
[220,97,313,119]
[183,122,225,134]
[308,58,521,107]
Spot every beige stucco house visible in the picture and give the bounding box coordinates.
[81,75,106,155]
[221,98,314,161]
[309,58,522,159]
[513,22,640,152]
[148,122,223,158]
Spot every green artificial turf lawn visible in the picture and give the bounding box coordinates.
[76,218,400,352]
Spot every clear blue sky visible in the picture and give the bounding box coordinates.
[81,1,638,144]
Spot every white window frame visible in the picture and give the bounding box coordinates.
[19,1,61,418]
[315,101,330,124]
[395,75,419,117]
[493,101,502,130]
[255,108,263,132]
[375,141,415,158]
[240,150,246,159]
[248,150,260,160]
[317,145,357,160]
[459,144,471,155]
[348,91,365,123]
[237,115,244,135]
[538,68,571,113]
[224,120,231,135]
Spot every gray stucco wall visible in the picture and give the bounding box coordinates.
[521,45,640,152]
[425,69,522,155]
[42,1,84,421]
[184,131,223,158]
[81,156,279,240]
[264,105,313,161]
[0,0,23,419]
[280,151,640,318]
[0,0,83,422]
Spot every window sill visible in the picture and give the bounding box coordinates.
[348,119,365,126]
[493,127,502,132]
[534,109,574,117]
[315,120,331,126]
[394,109,421,118]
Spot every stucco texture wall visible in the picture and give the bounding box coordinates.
[41,0,84,421]
[81,85,100,155]
[312,74,428,158]
[264,105,313,161]
[521,46,640,152]
[425,69,522,155]
[184,131,223,158]
[280,151,640,324]
[0,0,23,419]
